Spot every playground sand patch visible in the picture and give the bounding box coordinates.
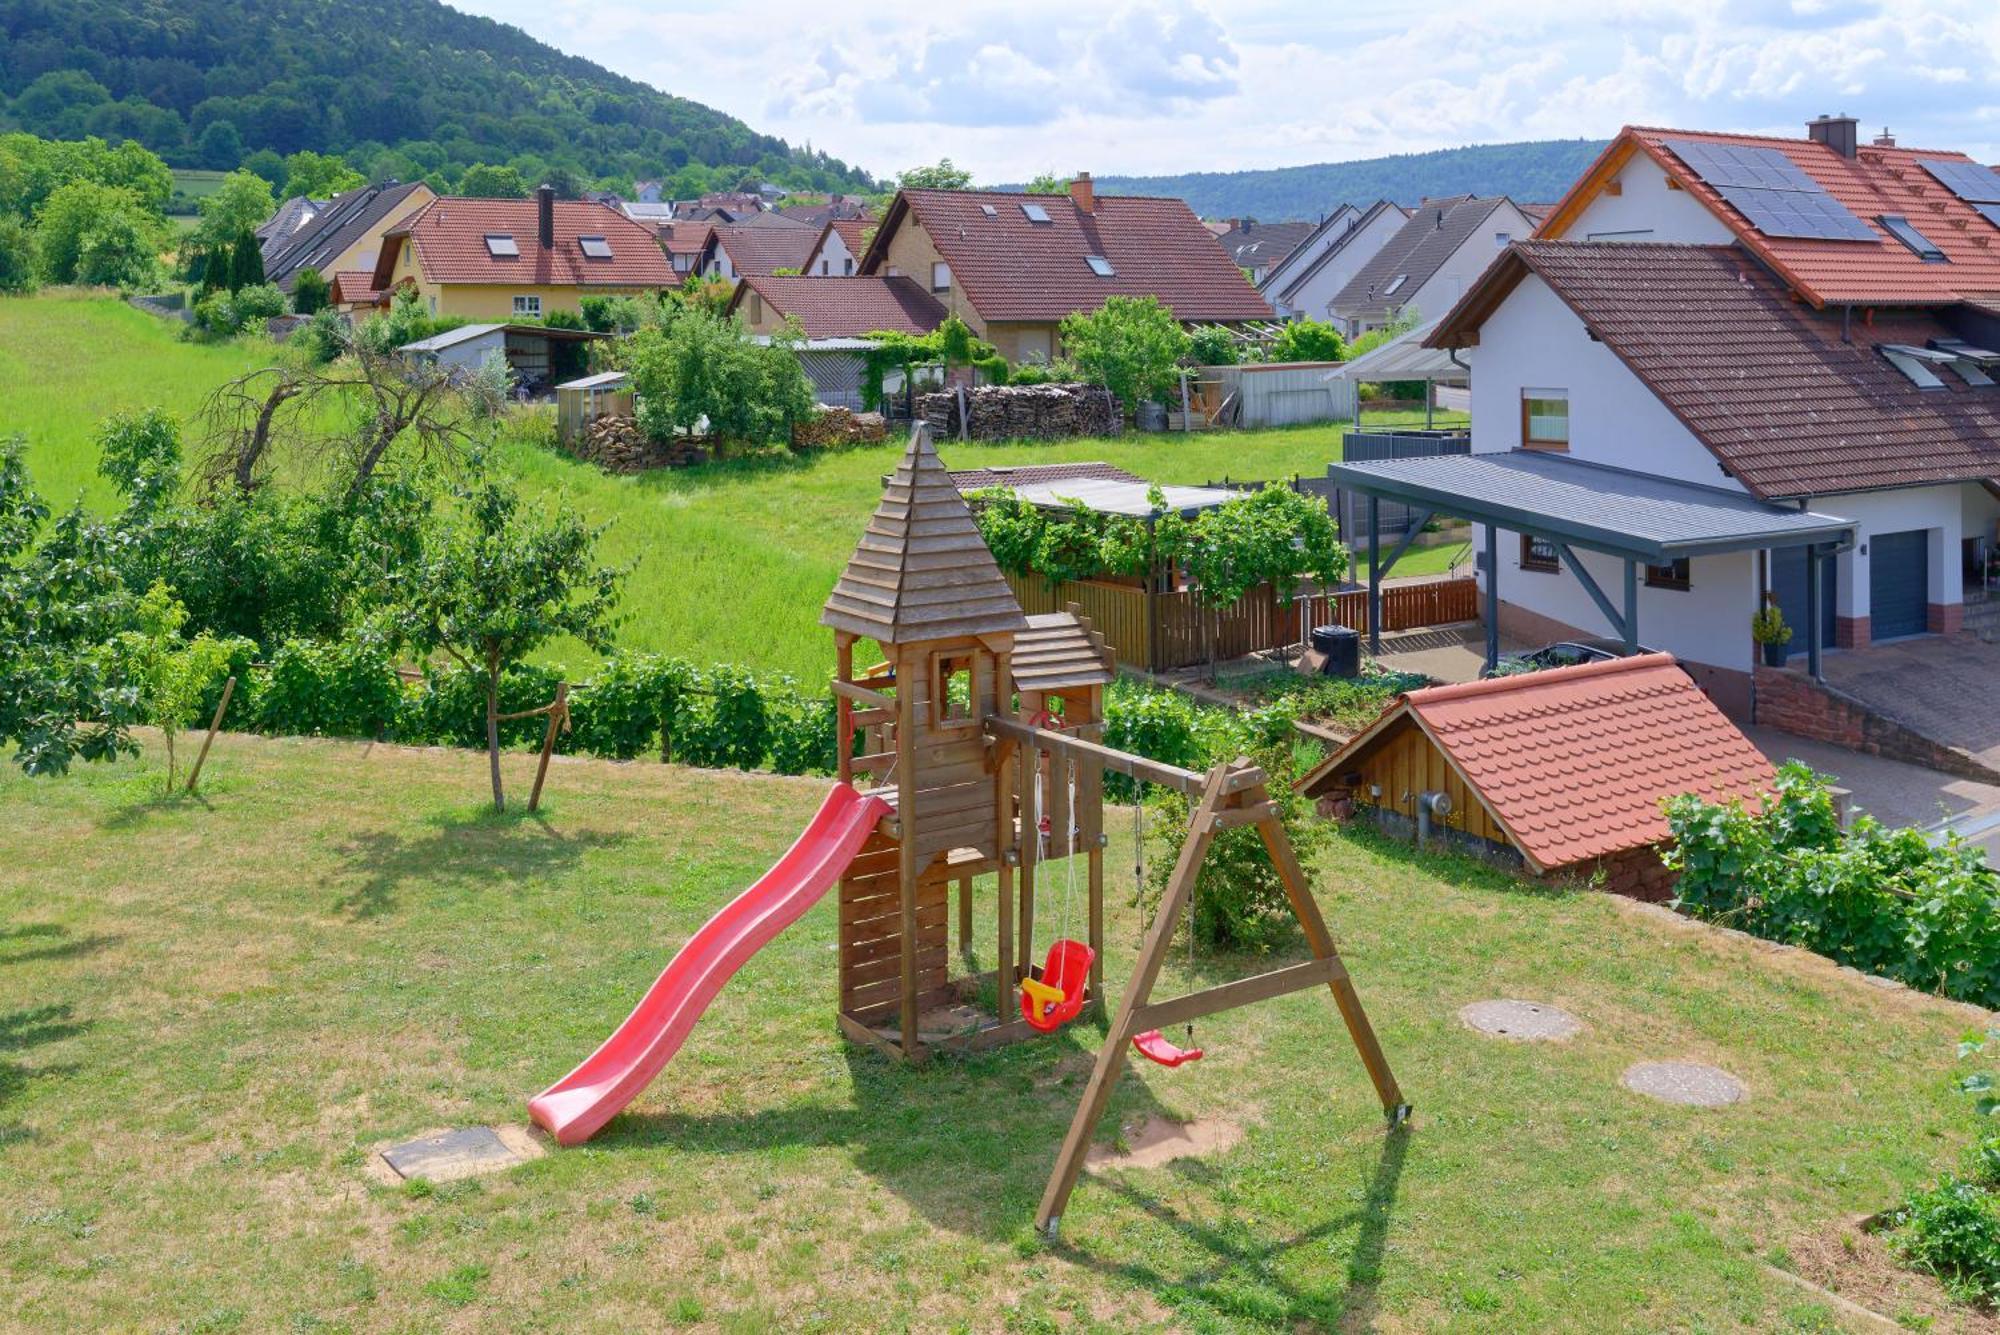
[1086,1113,1245,1171]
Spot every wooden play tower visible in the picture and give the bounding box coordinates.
[823,425,1407,1235]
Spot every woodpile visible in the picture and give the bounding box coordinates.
[791,407,889,450]
[916,383,1122,441]
[562,416,711,473]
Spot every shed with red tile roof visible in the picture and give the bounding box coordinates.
[1296,653,1774,875]
[727,274,946,340]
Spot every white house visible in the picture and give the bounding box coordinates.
[802,218,870,277]
[1259,201,1408,321]
[1335,116,2000,719]
[1329,196,1538,338]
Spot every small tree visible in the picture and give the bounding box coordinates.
[457,163,529,199]
[280,150,364,199]
[116,583,235,795]
[623,310,812,446]
[228,227,264,292]
[291,266,329,315]
[1269,317,1344,363]
[1024,171,1068,195]
[391,458,626,809]
[195,170,275,250]
[1059,295,1192,415]
[897,158,973,191]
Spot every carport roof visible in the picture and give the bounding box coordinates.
[1328,450,1855,562]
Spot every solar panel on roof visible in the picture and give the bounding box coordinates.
[1919,158,2000,204]
[1663,138,1877,242]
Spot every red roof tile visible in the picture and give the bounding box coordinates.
[865,188,1272,324]
[327,270,383,305]
[728,275,946,339]
[707,223,819,277]
[380,197,673,289]
[657,220,711,257]
[1302,654,1774,872]
[1543,126,2000,308]
[1434,240,2000,498]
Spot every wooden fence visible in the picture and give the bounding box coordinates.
[1004,573,1478,673]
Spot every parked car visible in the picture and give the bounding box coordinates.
[1493,638,1661,676]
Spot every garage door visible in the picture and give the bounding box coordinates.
[1869,530,1929,640]
[1770,547,1837,656]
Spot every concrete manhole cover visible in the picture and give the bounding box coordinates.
[1621,1061,1747,1107]
[1458,999,1582,1041]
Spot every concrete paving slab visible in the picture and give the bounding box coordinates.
[1622,1061,1746,1107]
[1746,726,2000,866]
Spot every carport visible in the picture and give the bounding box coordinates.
[1326,451,1857,678]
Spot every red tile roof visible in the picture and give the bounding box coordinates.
[327,270,383,305]
[657,220,711,257]
[727,275,946,339]
[1302,654,1774,872]
[1541,126,2000,308]
[1433,240,2000,498]
[864,188,1272,324]
[376,197,674,289]
[707,223,819,277]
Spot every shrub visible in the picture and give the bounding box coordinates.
[0,217,37,293]
[674,663,768,769]
[1059,294,1191,414]
[1890,1177,2000,1303]
[291,267,329,315]
[566,653,699,761]
[251,637,403,739]
[1269,318,1344,363]
[231,282,285,322]
[1187,325,1238,367]
[398,660,567,750]
[764,681,837,776]
[623,310,813,446]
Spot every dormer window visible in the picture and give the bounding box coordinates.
[1021,202,1052,224]
[484,234,519,257]
[1085,255,1115,277]
[578,235,613,259]
[1878,214,1945,262]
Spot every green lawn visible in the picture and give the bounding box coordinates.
[0,731,1977,1331]
[0,292,1456,680]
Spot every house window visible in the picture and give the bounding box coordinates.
[818,259,829,275]
[1495,231,1512,247]
[930,652,977,729]
[513,294,541,317]
[1521,389,1569,449]
[748,292,763,324]
[843,258,854,275]
[886,265,900,277]
[1520,534,1559,573]
[931,261,951,293]
[1645,558,1691,589]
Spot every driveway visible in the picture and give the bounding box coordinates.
[1820,635,2000,776]
[1747,725,2000,866]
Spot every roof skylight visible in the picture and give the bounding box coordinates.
[484,233,519,257]
[1085,254,1115,277]
[1021,202,1052,224]
[980,203,998,218]
[1878,214,1946,262]
[578,235,613,259]
[1381,273,1408,296]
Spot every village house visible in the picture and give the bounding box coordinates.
[1331,115,2000,762]
[262,180,435,296]
[655,219,710,278]
[698,219,819,283]
[1329,195,1538,338]
[369,185,674,320]
[856,174,1273,364]
[802,217,873,277]
[1215,218,1318,285]
[1258,200,1409,320]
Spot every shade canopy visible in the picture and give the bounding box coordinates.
[1321,317,1465,385]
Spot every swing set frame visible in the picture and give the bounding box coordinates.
[985,718,1411,1237]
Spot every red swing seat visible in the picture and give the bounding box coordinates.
[1131,1029,1204,1067]
[1020,938,1096,1032]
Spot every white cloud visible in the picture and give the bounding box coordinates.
[448,0,2000,183]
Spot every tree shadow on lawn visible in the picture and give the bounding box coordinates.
[0,1002,90,1145]
[0,923,120,967]
[329,810,634,919]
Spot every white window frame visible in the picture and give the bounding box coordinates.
[931,261,951,293]
[513,294,542,318]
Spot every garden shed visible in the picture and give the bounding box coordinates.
[398,323,609,396]
[1296,653,1774,895]
[555,371,634,443]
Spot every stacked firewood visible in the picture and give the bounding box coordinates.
[564,417,711,472]
[915,384,1123,441]
[791,407,890,449]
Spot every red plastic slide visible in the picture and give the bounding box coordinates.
[528,783,891,1145]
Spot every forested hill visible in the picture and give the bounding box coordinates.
[0,0,874,195]
[1089,140,1608,219]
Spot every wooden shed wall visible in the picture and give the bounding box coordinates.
[1345,720,1510,848]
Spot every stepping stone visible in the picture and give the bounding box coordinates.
[1458,999,1582,1041]
[1621,1061,1746,1107]
[379,1126,543,1183]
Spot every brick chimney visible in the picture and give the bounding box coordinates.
[536,184,556,250]
[1872,126,1897,148]
[1808,113,1859,159]
[1070,171,1094,215]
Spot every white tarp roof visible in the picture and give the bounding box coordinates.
[1322,317,1465,384]
[1008,478,1240,519]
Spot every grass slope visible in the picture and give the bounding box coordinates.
[0,731,1979,1330]
[0,292,1467,679]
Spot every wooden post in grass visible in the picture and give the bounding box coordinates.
[184,676,236,796]
[527,683,570,814]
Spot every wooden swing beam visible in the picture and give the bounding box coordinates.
[1028,754,1409,1239]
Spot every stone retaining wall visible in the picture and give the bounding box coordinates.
[1753,665,2000,784]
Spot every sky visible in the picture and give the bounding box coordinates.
[447,0,2000,183]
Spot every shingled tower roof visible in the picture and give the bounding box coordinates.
[822,425,1028,643]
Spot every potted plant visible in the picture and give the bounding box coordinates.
[1751,598,1791,667]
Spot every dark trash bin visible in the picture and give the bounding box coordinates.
[1310,624,1360,678]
